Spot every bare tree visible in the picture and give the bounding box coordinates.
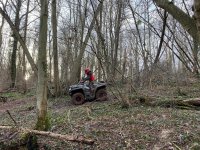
[10,0,22,88]
[21,0,31,92]
[35,0,49,130]
[112,0,123,79]
[51,0,60,96]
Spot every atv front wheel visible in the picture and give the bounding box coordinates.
[96,88,107,101]
[72,93,85,105]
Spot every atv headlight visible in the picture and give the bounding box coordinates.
[69,87,71,91]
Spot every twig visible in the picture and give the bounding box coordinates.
[6,110,18,126]
[171,142,182,150]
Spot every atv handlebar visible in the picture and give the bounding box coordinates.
[78,81,84,84]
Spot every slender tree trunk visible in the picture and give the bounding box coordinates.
[0,17,4,65]
[22,0,30,93]
[51,0,60,97]
[133,40,140,88]
[109,1,114,80]
[97,3,103,81]
[194,0,200,42]
[0,17,4,49]
[154,10,167,65]
[36,0,49,131]
[121,48,127,84]
[48,30,52,82]
[112,0,123,79]
[192,40,199,74]
[194,0,200,75]
[10,0,21,88]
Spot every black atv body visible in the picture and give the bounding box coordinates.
[68,81,107,105]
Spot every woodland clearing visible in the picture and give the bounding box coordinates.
[0,82,200,149]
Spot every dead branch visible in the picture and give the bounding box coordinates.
[152,97,200,110]
[0,126,94,145]
[6,110,18,126]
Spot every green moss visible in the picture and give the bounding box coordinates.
[35,113,51,131]
[20,132,29,141]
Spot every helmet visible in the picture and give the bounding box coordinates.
[85,68,90,74]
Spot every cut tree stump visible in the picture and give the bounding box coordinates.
[0,126,94,145]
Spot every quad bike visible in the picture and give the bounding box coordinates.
[68,81,107,105]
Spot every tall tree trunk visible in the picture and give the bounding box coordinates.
[112,0,123,79]
[22,0,31,93]
[121,48,127,84]
[95,0,103,81]
[154,10,167,65]
[0,17,4,65]
[36,0,49,131]
[0,17,4,49]
[193,0,200,75]
[48,30,52,82]
[194,0,200,42]
[192,39,199,74]
[51,0,60,97]
[10,0,21,88]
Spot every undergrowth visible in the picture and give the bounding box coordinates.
[0,83,200,149]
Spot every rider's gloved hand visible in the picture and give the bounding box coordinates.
[79,80,84,83]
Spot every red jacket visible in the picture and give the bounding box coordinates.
[83,70,95,82]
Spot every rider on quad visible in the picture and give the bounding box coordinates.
[68,68,107,105]
[82,68,95,92]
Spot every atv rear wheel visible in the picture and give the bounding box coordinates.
[72,93,85,105]
[96,88,107,101]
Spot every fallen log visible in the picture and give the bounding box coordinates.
[0,125,94,145]
[183,98,200,106]
[152,98,200,110]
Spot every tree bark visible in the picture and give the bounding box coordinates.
[22,0,31,93]
[154,10,167,65]
[35,0,49,131]
[0,16,4,65]
[51,0,60,97]
[0,17,4,49]
[194,0,200,42]
[10,0,21,88]
[111,0,123,79]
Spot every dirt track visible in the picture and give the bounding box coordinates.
[0,97,36,114]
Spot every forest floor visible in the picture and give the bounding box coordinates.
[0,82,200,149]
